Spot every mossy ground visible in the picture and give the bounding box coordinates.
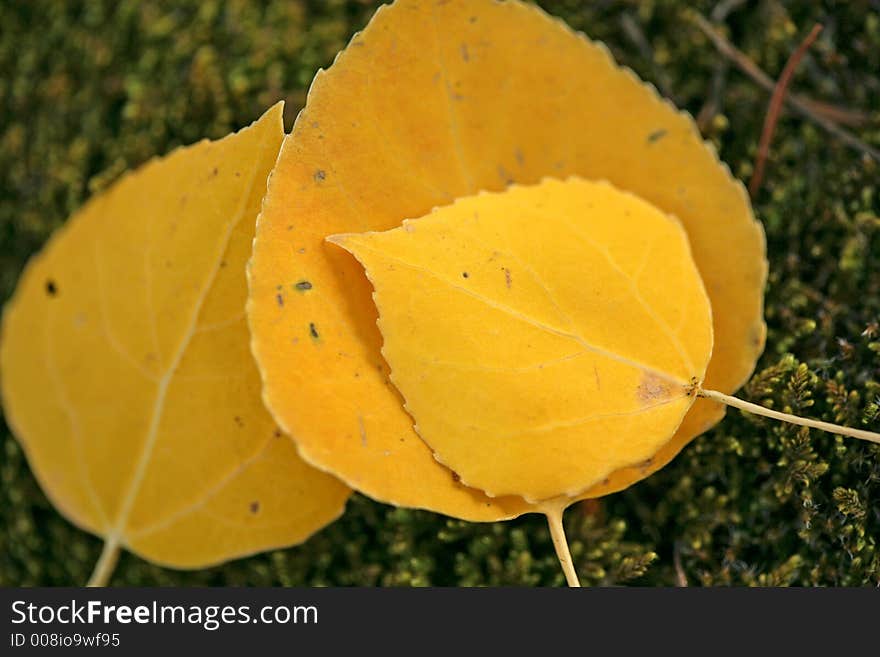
[2,0,879,586]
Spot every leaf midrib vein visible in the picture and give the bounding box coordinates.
[354,242,690,387]
[108,127,272,543]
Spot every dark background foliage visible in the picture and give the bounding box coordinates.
[1,0,878,586]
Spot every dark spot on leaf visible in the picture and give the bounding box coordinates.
[503,267,512,288]
[451,471,461,483]
[45,279,57,296]
[234,171,241,177]
[309,322,319,339]
[276,293,284,307]
[211,166,219,176]
[647,129,667,143]
[273,429,283,439]
[314,169,326,182]
[462,271,469,278]
[220,260,227,268]
[234,416,244,428]
[295,280,313,292]
[249,501,260,514]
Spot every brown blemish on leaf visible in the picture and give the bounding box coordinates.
[309,322,320,339]
[295,280,313,292]
[314,169,326,182]
[45,279,57,297]
[502,267,511,288]
[647,129,667,143]
[249,501,260,514]
[636,372,676,404]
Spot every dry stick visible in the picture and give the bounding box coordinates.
[694,14,866,126]
[692,14,880,163]
[544,504,581,588]
[749,24,824,197]
[87,537,121,588]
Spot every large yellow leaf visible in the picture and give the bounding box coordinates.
[330,178,714,502]
[0,103,350,570]
[247,0,765,518]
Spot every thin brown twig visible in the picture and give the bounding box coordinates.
[749,23,824,197]
[692,13,880,163]
[692,13,868,127]
[799,98,868,128]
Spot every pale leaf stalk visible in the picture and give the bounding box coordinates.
[543,504,581,588]
[87,537,121,587]
[699,388,880,444]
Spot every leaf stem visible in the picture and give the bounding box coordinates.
[699,387,880,444]
[544,505,581,587]
[87,537,121,587]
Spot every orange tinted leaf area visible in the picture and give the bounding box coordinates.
[248,0,764,522]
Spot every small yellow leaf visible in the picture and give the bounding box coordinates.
[330,178,714,502]
[248,0,764,518]
[0,103,350,570]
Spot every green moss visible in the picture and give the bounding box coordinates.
[1,0,879,586]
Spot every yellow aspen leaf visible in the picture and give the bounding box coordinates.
[247,0,764,518]
[330,177,714,502]
[0,103,350,578]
